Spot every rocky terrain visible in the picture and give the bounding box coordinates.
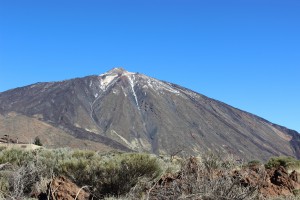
[30,154,300,199]
[0,68,299,161]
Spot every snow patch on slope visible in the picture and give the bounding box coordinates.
[99,74,118,91]
[125,74,140,110]
[140,75,180,94]
[176,87,201,100]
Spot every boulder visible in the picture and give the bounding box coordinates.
[39,176,90,200]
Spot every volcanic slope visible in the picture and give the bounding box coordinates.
[0,68,299,161]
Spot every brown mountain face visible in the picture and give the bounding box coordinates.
[0,68,299,161]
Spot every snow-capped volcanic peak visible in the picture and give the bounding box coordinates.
[100,67,135,76]
[98,67,137,91]
[99,68,180,95]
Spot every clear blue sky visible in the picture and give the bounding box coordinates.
[0,0,299,132]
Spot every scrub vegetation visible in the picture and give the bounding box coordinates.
[0,147,299,200]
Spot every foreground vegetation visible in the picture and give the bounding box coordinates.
[0,147,161,199]
[265,156,300,172]
[0,147,299,199]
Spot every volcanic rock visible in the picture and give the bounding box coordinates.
[39,176,90,200]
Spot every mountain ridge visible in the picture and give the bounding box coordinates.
[0,68,299,161]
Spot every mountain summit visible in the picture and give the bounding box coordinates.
[104,67,128,74]
[0,68,299,161]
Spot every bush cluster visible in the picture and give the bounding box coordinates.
[1,147,299,200]
[137,154,259,200]
[0,148,161,199]
[265,156,300,170]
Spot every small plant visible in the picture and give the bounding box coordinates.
[293,189,300,197]
[0,146,6,152]
[0,176,9,195]
[201,151,222,173]
[33,136,42,146]
[248,160,261,167]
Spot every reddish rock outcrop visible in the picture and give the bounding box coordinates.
[38,176,90,200]
[290,170,299,183]
[242,165,300,197]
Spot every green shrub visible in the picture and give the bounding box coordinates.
[0,148,162,199]
[248,160,261,167]
[0,148,34,166]
[0,146,6,151]
[293,189,300,196]
[265,156,300,169]
[71,149,95,159]
[98,153,161,196]
[62,153,162,197]
[0,176,9,195]
[32,150,162,197]
[59,157,92,183]
[33,136,42,146]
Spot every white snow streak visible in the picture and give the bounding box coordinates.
[121,86,127,97]
[90,94,101,123]
[111,130,132,147]
[126,74,140,110]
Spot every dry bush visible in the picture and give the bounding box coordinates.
[88,153,161,197]
[9,163,38,198]
[0,162,41,199]
[135,153,260,200]
[31,176,52,197]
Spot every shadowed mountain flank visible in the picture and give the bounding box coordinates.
[0,68,299,161]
